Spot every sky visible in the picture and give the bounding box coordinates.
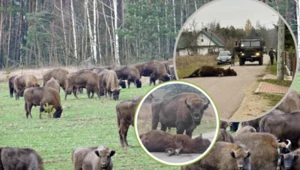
[182,0,281,31]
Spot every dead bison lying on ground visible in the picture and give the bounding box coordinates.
[114,66,142,88]
[152,92,209,137]
[43,68,69,91]
[45,77,60,93]
[0,147,44,170]
[24,87,63,118]
[65,71,100,100]
[116,96,143,147]
[72,145,115,170]
[185,66,237,78]
[181,141,251,170]
[8,75,17,98]
[135,61,170,85]
[99,70,120,100]
[13,74,40,100]
[140,130,210,156]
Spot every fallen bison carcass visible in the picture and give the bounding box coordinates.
[184,66,237,78]
[139,130,210,156]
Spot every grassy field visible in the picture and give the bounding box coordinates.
[0,82,180,170]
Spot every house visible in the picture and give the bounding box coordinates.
[176,29,224,56]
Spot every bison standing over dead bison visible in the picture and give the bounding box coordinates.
[152,92,209,137]
[72,145,115,170]
[24,87,63,118]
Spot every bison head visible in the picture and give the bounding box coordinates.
[119,80,126,89]
[230,142,251,170]
[94,146,115,169]
[185,98,208,125]
[112,89,120,100]
[162,75,170,82]
[282,153,298,170]
[53,106,63,118]
[225,67,237,76]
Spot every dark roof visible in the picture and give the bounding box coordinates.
[177,29,224,49]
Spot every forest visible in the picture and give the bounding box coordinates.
[0,0,298,69]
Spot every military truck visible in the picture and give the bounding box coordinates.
[234,38,265,66]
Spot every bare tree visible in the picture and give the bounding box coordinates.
[70,0,78,60]
[114,0,120,65]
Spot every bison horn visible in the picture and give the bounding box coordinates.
[185,98,192,109]
[286,139,291,149]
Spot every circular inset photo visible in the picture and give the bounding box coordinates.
[135,81,219,166]
[174,0,298,122]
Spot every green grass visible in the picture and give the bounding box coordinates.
[293,74,300,92]
[257,79,292,87]
[265,60,277,75]
[0,83,178,170]
[255,92,284,106]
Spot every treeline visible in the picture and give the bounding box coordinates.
[0,0,297,69]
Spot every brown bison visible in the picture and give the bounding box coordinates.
[116,96,143,147]
[72,145,115,170]
[277,89,300,113]
[24,87,63,118]
[259,111,300,150]
[65,71,100,100]
[282,148,300,170]
[14,74,40,100]
[45,77,60,93]
[235,126,291,170]
[0,147,44,170]
[181,141,251,170]
[220,120,231,129]
[99,70,120,100]
[152,92,209,137]
[140,130,211,156]
[113,66,142,88]
[135,61,170,85]
[217,129,234,143]
[8,75,17,98]
[185,66,237,78]
[42,68,69,91]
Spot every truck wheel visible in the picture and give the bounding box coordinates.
[239,59,243,66]
[259,58,263,65]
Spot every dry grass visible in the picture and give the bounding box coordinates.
[175,54,217,79]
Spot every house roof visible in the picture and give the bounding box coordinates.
[177,29,224,49]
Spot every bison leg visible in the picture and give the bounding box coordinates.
[25,102,33,119]
[127,81,131,89]
[39,106,45,119]
[176,122,186,135]
[185,128,194,138]
[161,124,167,131]
[86,88,91,99]
[123,124,130,147]
[73,87,78,99]
[118,121,126,147]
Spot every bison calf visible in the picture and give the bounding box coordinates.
[116,96,143,147]
[140,130,211,155]
[24,87,63,119]
[72,145,115,170]
[0,147,44,170]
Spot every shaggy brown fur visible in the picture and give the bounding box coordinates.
[217,129,234,143]
[14,74,40,100]
[24,87,63,118]
[185,66,237,78]
[8,75,17,98]
[277,89,300,113]
[72,146,115,170]
[42,68,69,91]
[282,148,300,170]
[140,130,211,155]
[113,66,142,88]
[100,70,120,100]
[45,77,60,93]
[116,96,142,147]
[0,147,44,170]
[181,141,251,170]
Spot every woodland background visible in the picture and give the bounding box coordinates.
[0,0,298,69]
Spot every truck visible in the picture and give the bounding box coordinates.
[234,38,265,66]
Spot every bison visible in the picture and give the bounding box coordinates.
[0,147,44,170]
[13,74,40,100]
[277,89,300,113]
[217,129,234,143]
[65,71,100,100]
[116,96,143,147]
[8,75,17,98]
[42,68,69,91]
[135,61,170,85]
[45,77,60,93]
[24,87,63,119]
[181,141,251,170]
[282,148,300,170]
[152,92,209,137]
[72,145,115,170]
[184,66,237,78]
[235,126,291,170]
[259,111,300,150]
[99,70,120,100]
[140,130,211,156]
[113,66,142,88]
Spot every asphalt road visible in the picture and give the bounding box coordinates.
[183,54,270,120]
[148,131,217,165]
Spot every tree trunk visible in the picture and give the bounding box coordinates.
[277,18,285,80]
[6,0,13,67]
[0,0,6,67]
[93,0,98,64]
[70,0,78,61]
[114,0,120,65]
[60,0,68,65]
[172,0,176,34]
[296,0,300,53]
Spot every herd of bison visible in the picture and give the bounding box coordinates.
[1,58,300,170]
